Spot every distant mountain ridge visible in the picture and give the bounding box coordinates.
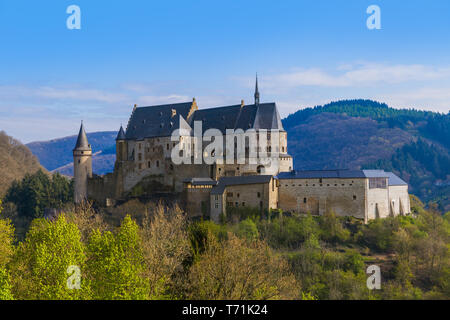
[26,131,117,175]
[26,99,450,211]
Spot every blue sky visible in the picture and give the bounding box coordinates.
[0,0,450,142]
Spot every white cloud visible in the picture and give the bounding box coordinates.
[257,63,450,89]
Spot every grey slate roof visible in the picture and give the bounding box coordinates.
[125,102,193,140]
[192,104,242,134]
[363,170,408,186]
[116,125,126,140]
[74,123,90,151]
[277,169,366,179]
[211,175,273,195]
[124,101,285,139]
[253,103,284,130]
[278,169,408,186]
[183,177,217,186]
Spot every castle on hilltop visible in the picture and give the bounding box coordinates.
[73,77,411,223]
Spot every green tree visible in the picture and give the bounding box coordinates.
[0,267,14,300]
[0,201,14,300]
[9,215,89,300]
[86,215,148,300]
[320,211,351,244]
[4,170,73,218]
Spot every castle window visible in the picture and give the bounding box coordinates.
[215,195,219,201]
[78,160,80,164]
[156,161,159,167]
[369,178,387,189]
[167,144,169,150]
[215,203,219,209]
[148,161,151,168]
[138,163,142,170]
[170,164,174,170]
[353,195,357,200]
[227,202,233,207]
[227,192,233,197]
[138,153,142,161]
[139,143,142,150]
[237,193,240,198]
[319,178,323,183]
[257,192,261,198]
[235,202,239,207]
[327,184,330,186]
[242,202,246,207]
[282,147,285,152]
[304,198,307,203]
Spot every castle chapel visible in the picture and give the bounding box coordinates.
[73,78,410,223]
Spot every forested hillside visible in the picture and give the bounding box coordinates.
[0,131,43,197]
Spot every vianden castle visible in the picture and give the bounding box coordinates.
[73,78,410,223]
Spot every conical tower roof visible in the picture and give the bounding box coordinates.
[74,122,91,151]
[116,125,126,140]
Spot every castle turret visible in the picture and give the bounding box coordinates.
[73,122,92,203]
[115,125,127,162]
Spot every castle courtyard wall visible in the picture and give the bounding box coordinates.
[278,178,367,219]
[388,185,411,216]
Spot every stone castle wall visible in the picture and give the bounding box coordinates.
[278,178,367,219]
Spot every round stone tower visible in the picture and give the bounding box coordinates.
[73,122,92,203]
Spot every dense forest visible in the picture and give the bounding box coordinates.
[0,193,449,300]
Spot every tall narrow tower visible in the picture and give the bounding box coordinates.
[73,122,92,203]
[254,73,260,105]
[115,125,127,162]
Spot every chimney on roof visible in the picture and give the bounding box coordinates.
[171,109,177,117]
[187,97,198,123]
[241,99,245,108]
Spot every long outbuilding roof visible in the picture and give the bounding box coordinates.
[277,169,407,186]
[211,175,274,195]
